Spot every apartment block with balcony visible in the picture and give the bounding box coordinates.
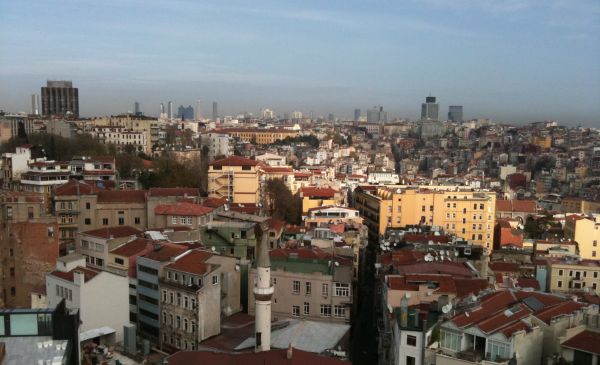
[248,246,353,323]
[208,156,262,205]
[545,257,600,294]
[19,160,71,194]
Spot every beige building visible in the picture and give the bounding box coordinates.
[248,246,353,323]
[76,226,142,270]
[546,257,600,294]
[218,128,298,144]
[564,214,600,260]
[354,185,496,248]
[208,156,262,204]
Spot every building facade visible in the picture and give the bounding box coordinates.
[41,80,79,117]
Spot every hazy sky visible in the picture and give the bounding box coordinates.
[1,0,599,125]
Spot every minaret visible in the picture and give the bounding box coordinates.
[253,222,273,352]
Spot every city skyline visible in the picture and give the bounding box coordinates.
[0,0,599,125]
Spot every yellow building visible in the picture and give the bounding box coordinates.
[208,156,262,205]
[219,128,298,144]
[546,257,600,294]
[564,214,600,260]
[561,198,600,215]
[353,185,496,248]
[298,186,344,214]
[532,135,552,150]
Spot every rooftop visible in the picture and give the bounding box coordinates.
[167,348,349,365]
[561,330,600,355]
[155,202,213,216]
[210,155,261,167]
[82,226,142,239]
[165,249,215,275]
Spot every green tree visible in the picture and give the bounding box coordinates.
[264,178,301,224]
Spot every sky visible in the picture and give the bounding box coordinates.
[0,0,599,126]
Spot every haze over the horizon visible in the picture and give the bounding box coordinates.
[1,0,599,126]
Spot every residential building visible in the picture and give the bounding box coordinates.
[208,156,262,204]
[0,114,34,141]
[559,328,600,365]
[89,125,149,154]
[248,246,353,323]
[154,202,214,229]
[353,185,496,248]
[1,145,31,190]
[46,253,129,345]
[217,128,298,144]
[200,132,233,161]
[20,160,71,194]
[545,257,600,294]
[0,191,59,308]
[299,187,344,214]
[564,214,600,260]
[256,152,287,167]
[76,226,142,270]
[561,197,600,215]
[201,220,258,259]
[495,199,537,225]
[41,80,79,117]
[368,172,400,185]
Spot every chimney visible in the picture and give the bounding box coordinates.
[73,270,85,286]
[286,344,293,359]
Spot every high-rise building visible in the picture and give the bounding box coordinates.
[134,101,141,116]
[196,99,202,120]
[421,96,439,120]
[167,101,173,120]
[448,105,463,122]
[31,94,40,115]
[212,102,218,120]
[177,105,194,120]
[367,106,387,123]
[354,108,361,121]
[41,80,79,117]
[160,103,165,115]
[291,111,302,119]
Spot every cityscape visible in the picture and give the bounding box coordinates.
[0,2,599,365]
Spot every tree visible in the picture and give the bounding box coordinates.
[264,179,301,224]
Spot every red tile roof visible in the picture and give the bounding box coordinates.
[82,226,142,239]
[267,218,285,233]
[155,202,214,216]
[202,197,228,208]
[97,190,146,203]
[534,301,586,324]
[299,187,339,199]
[54,180,102,196]
[110,238,155,256]
[386,274,487,298]
[261,166,294,174]
[495,200,537,213]
[394,262,474,277]
[270,246,352,266]
[50,266,100,283]
[165,249,214,275]
[210,156,260,167]
[561,330,600,355]
[167,348,350,365]
[452,291,517,328]
[149,188,199,197]
[143,243,188,262]
[515,277,540,290]
[489,262,520,273]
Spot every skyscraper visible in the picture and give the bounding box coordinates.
[168,101,173,120]
[41,80,79,117]
[160,103,165,115]
[448,105,463,123]
[134,101,141,116]
[212,102,218,120]
[31,94,40,115]
[421,96,439,120]
[177,105,194,120]
[367,106,387,123]
[196,99,202,120]
[354,108,361,121]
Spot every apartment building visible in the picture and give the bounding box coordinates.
[0,191,59,308]
[19,160,71,194]
[303,206,363,228]
[354,185,496,248]
[564,214,600,260]
[248,246,353,323]
[46,254,129,344]
[1,145,31,190]
[153,202,214,229]
[199,132,233,161]
[75,226,142,270]
[299,187,345,214]
[218,128,298,144]
[545,257,600,294]
[89,125,150,154]
[208,156,262,204]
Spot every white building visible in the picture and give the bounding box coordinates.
[46,253,129,346]
[200,132,233,161]
[256,152,286,167]
[368,172,400,185]
[1,145,31,189]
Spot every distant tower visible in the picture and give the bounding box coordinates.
[160,103,165,115]
[421,96,439,120]
[448,105,463,123]
[168,101,173,120]
[253,222,273,352]
[212,102,218,120]
[41,80,79,117]
[196,99,202,121]
[354,108,360,121]
[31,94,40,115]
[134,101,141,116]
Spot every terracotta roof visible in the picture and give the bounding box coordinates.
[534,300,586,324]
[143,243,188,262]
[155,202,214,216]
[261,166,294,174]
[50,266,100,283]
[393,262,473,277]
[495,200,537,213]
[110,238,155,256]
[489,262,520,273]
[167,348,349,365]
[452,291,517,328]
[270,246,352,266]
[202,197,228,208]
[561,330,600,355]
[267,218,285,232]
[299,187,339,199]
[210,156,260,167]
[515,277,540,290]
[54,180,101,196]
[149,188,199,197]
[82,226,142,239]
[97,190,146,203]
[165,250,214,275]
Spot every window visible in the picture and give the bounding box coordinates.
[305,282,311,295]
[162,311,167,323]
[406,335,417,346]
[10,267,15,277]
[176,315,181,328]
[162,290,167,302]
[304,302,309,315]
[139,265,158,275]
[118,217,125,225]
[179,217,186,224]
[334,283,350,297]
[102,218,109,225]
[334,305,345,318]
[557,280,562,288]
[114,257,124,265]
[172,216,177,225]
[84,218,91,225]
[322,283,329,296]
[487,340,510,361]
[292,305,300,317]
[183,318,188,331]
[184,296,189,309]
[135,217,141,224]
[212,275,218,285]
[480,204,484,209]
[320,304,332,317]
[593,251,597,257]
[558,269,563,276]
[186,216,192,225]
[440,329,461,351]
[293,280,300,294]
[191,298,196,309]
[191,320,196,333]
[28,207,34,219]
[86,202,91,209]
[406,356,416,365]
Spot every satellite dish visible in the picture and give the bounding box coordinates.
[334,262,340,267]
[428,240,434,245]
[434,231,440,236]
[471,294,477,302]
[442,303,453,314]
[211,246,216,252]
[425,253,433,262]
[454,250,459,257]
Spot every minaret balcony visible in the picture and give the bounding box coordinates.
[253,286,274,296]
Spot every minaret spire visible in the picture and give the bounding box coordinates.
[253,222,273,352]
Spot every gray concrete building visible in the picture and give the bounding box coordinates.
[41,80,79,118]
